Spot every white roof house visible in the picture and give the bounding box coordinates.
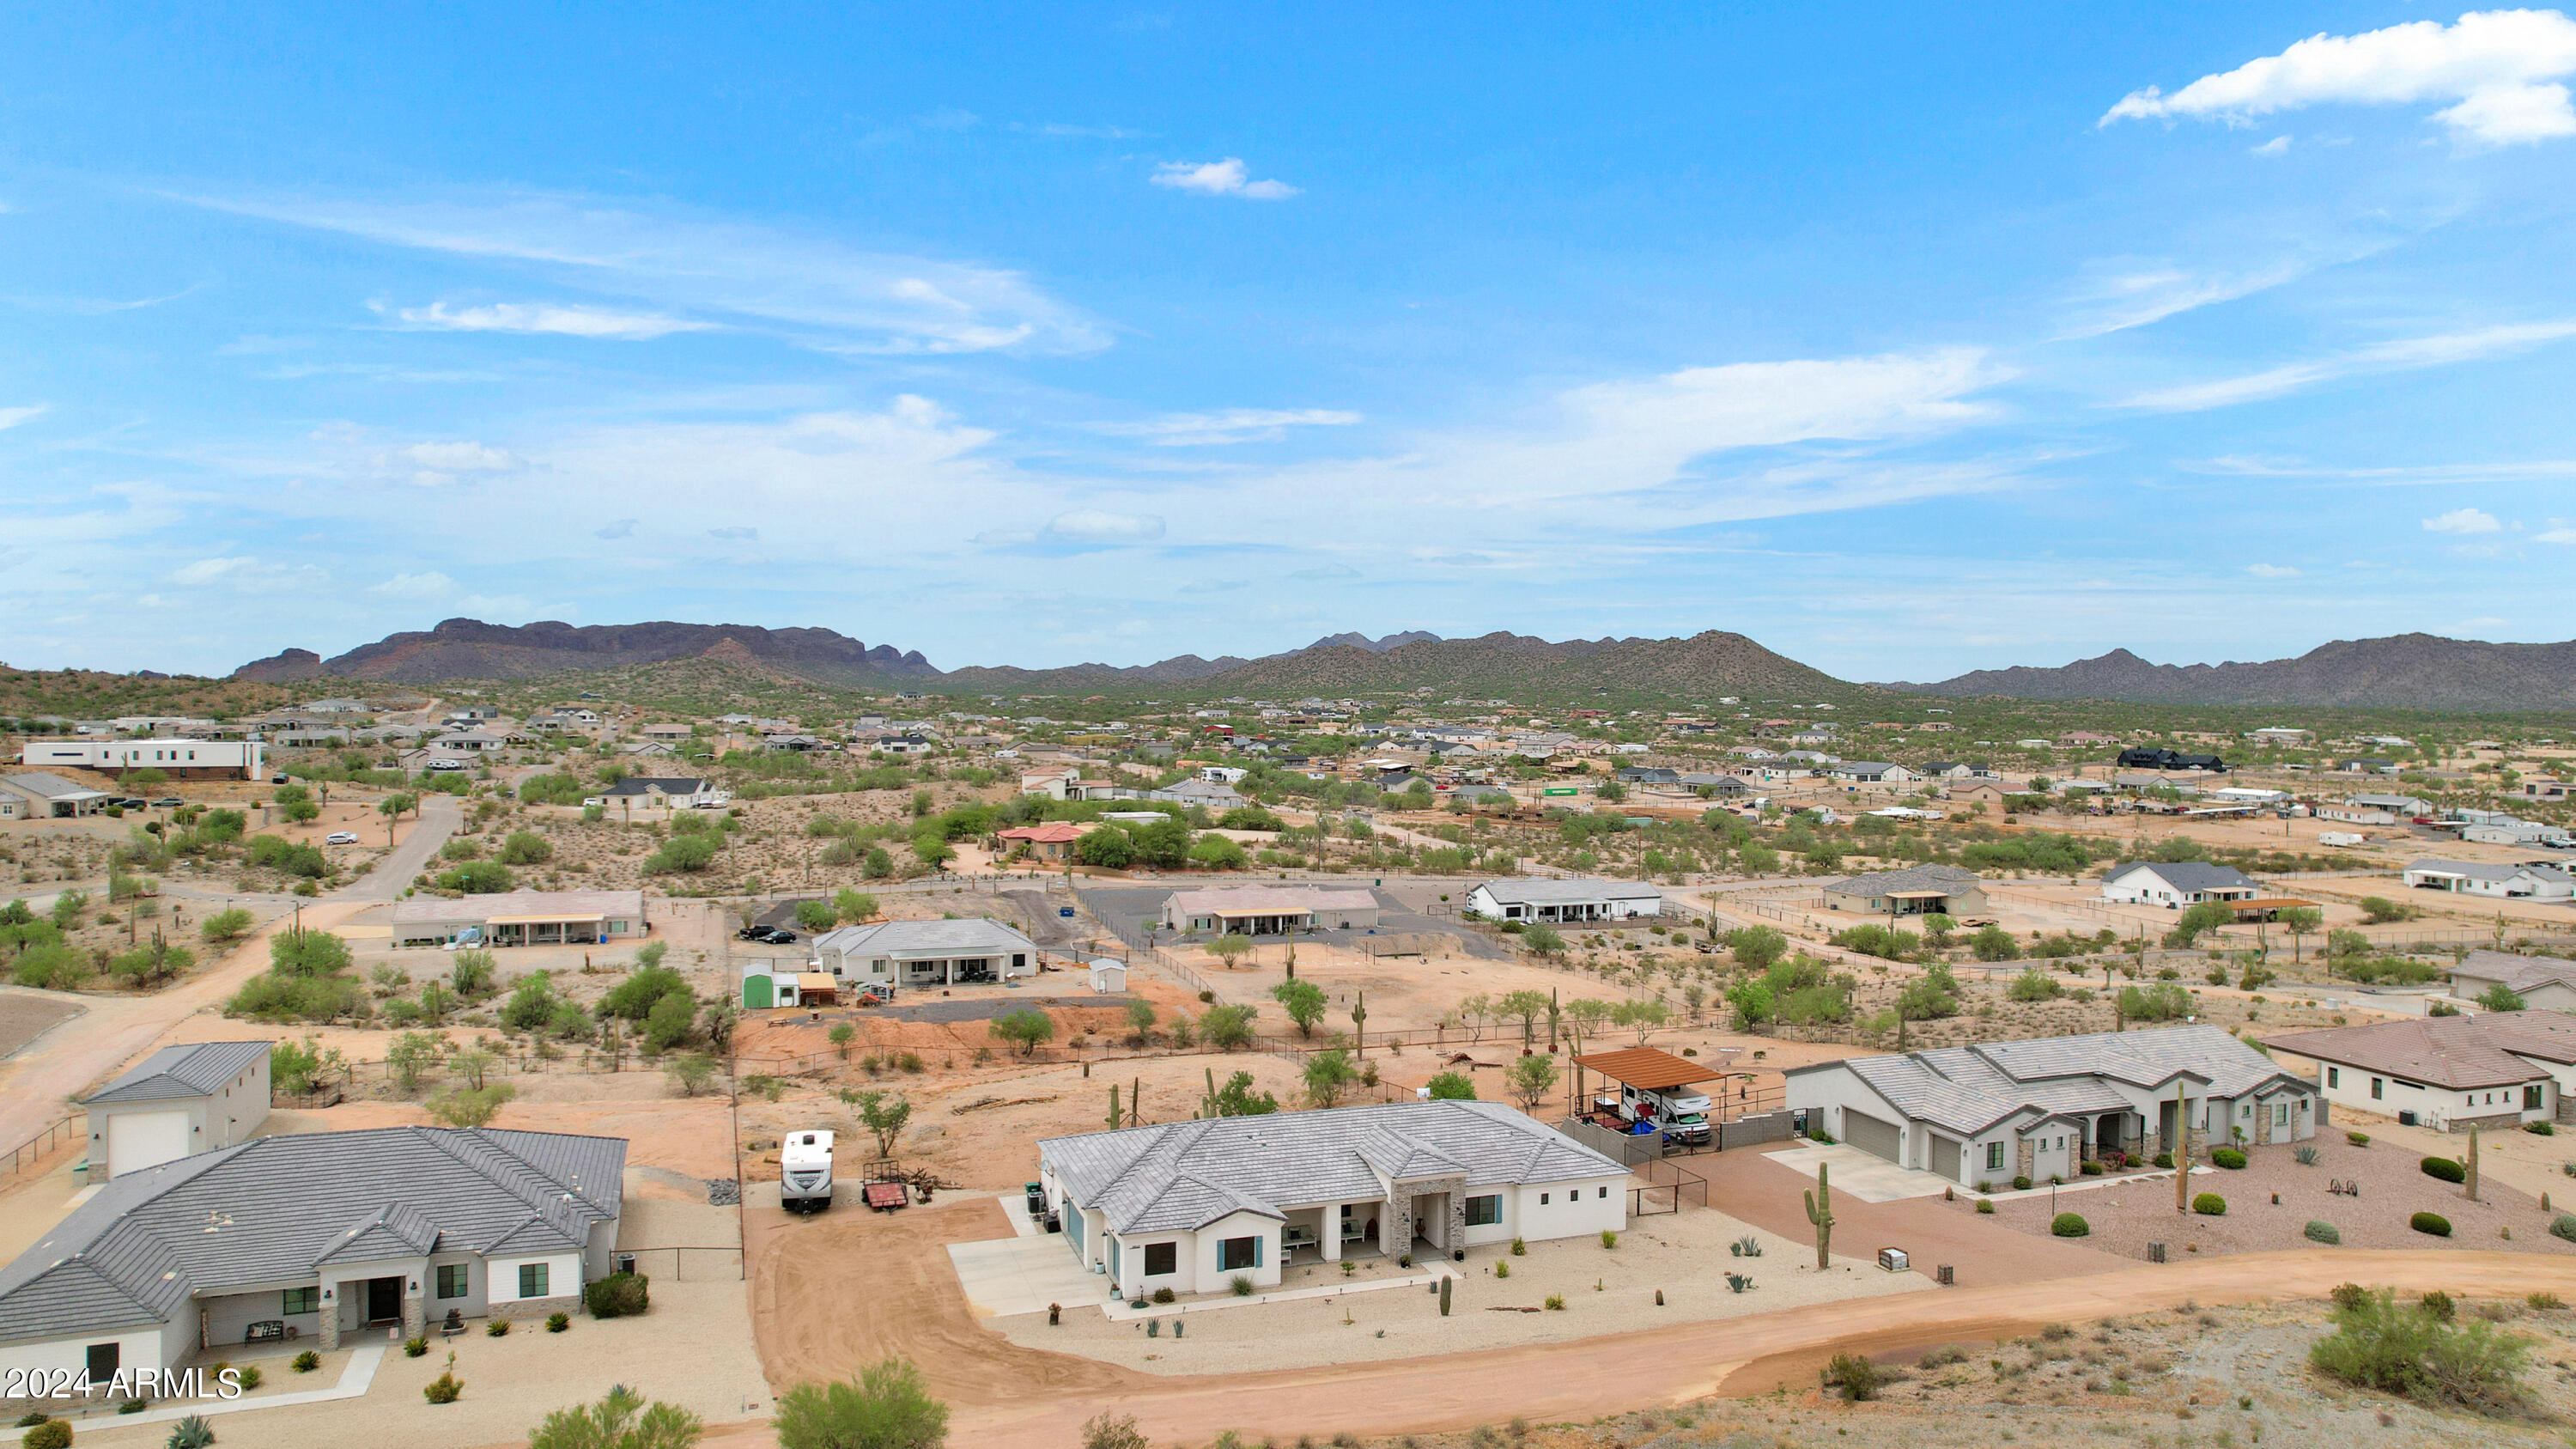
[1163,886,1380,935]
[0,771,112,819]
[810,917,1040,986]
[1787,1024,2316,1189]
[2099,861,2262,908]
[1036,1100,1627,1300]
[391,890,647,947]
[2402,859,2576,901]
[1466,878,1662,922]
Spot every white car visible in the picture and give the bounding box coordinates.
[325,831,361,845]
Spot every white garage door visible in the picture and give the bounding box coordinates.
[109,1111,191,1176]
[1844,1109,1901,1163]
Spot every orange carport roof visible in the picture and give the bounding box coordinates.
[1570,1046,1719,1091]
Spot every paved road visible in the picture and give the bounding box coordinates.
[0,795,459,1155]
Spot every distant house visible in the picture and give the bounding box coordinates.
[2116,747,2226,772]
[2524,778,2572,801]
[2340,758,2397,775]
[1820,864,1988,918]
[1827,761,1914,785]
[638,723,695,742]
[997,822,1084,862]
[391,890,648,947]
[18,739,266,781]
[427,730,507,754]
[584,776,719,809]
[2099,861,2262,909]
[1614,767,1681,785]
[2460,818,2574,847]
[79,1041,272,1180]
[1684,773,1751,797]
[1163,886,1380,935]
[808,918,1041,989]
[1918,761,1975,780]
[0,1127,625,1391]
[878,735,935,755]
[1466,878,1662,923]
[2402,859,2576,901]
[1945,778,2022,808]
[2448,951,2576,1013]
[0,771,111,819]
[1150,778,1245,809]
[2268,1013,2576,1132]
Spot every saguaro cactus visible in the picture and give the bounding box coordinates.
[1107,1085,1124,1129]
[2467,1125,2482,1202]
[1804,1161,1837,1269]
[1439,1275,1453,1316]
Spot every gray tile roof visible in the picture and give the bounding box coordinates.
[811,916,1038,958]
[1822,864,1984,898]
[2449,950,2576,994]
[1472,878,1662,907]
[599,776,705,796]
[1040,1100,1625,1237]
[82,1040,272,1105]
[0,1127,624,1343]
[2104,861,2262,892]
[1803,1024,2294,1136]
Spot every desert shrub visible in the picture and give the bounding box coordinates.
[2013,1174,2032,1191]
[403,1336,428,1357]
[2192,1193,2227,1216]
[2331,1282,2372,1312]
[1230,1275,1255,1297]
[2411,1211,2452,1236]
[2551,1215,2576,1245]
[2526,1122,2556,1136]
[2211,1148,2247,1169]
[2050,1212,2090,1238]
[423,1367,462,1404]
[2080,1160,2103,1176]
[168,1415,216,1448]
[1151,1287,1176,1305]
[1975,1199,1996,1215]
[546,1312,569,1332]
[1824,1353,1882,1402]
[2530,1292,2566,1311]
[293,1348,321,1372]
[2294,1144,2320,1166]
[2309,1286,2530,1414]
[2306,1220,2342,1245]
[2348,1130,2371,1146]
[1544,1294,1566,1311]
[2154,1151,2174,1168]
[2421,1289,2455,1322]
[23,1422,70,1449]
[583,1271,650,1318]
[234,1365,260,1390]
[2422,1156,2466,1184]
[486,1319,509,1336]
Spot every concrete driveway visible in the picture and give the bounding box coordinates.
[947,1233,1117,1319]
[1762,1142,1955,1202]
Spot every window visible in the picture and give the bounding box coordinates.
[86,1342,119,1383]
[283,1286,320,1316]
[2327,1067,2340,1088]
[1143,1242,1176,1276]
[1984,1142,2005,1172]
[1540,1192,1551,1205]
[436,1264,469,1300]
[1599,1186,1609,1199]
[1218,1236,1261,1272]
[517,1263,550,1299]
[2371,1078,2384,1100]
[2274,1103,2289,1126]
[1463,1193,1503,1227]
[2528,1084,2546,1111]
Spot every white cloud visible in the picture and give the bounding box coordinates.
[401,441,520,472]
[2250,135,2293,156]
[1043,509,1166,544]
[1151,158,1299,199]
[2117,320,2576,411]
[2537,519,2576,544]
[593,518,638,540]
[2245,563,2301,577]
[169,556,258,586]
[392,301,714,340]
[708,526,758,541]
[0,405,47,430]
[2423,506,2504,534]
[1092,408,1362,446]
[369,570,456,599]
[189,192,1108,355]
[2057,259,2310,338]
[2102,9,2576,146]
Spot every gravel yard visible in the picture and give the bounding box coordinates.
[1966,1133,2576,1261]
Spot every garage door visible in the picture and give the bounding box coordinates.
[109,1110,191,1176]
[1844,1109,1901,1163]
[1929,1135,1963,1183]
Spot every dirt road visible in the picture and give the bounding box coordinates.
[0,796,458,1154]
[750,1196,2576,1447]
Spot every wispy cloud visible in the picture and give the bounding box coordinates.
[370,570,455,599]
[594,518,638,540]
[2424,506,2504,534]
[1043,508,1166,544]
[187,192,1109,355]
[2189,455,2576,485]
[2250,135,2293,156]
[1151,159,1299,199]
[2245,563,2301,577]
[2116,320,2576,411]
[2537,519,2576,545]
[2102,9,2576,146]
[0,405,47,431]
[2057,258,2311,338]
[391,300,715,340]
[399,441,521,472]
[1092,407,1361,446]
[708,526,758,541]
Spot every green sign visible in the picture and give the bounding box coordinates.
[1541,787,1578,796]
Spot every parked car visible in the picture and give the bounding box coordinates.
[151,797,183,808]
[325,831,361,845]
[270,774,291,784]
[116,798,149,810]
[754,926,798,944]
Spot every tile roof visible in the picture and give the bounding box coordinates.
[2407,859,2575,886]
[2266,1010,2576,1087]
[2104,861,2262,892]
[2449,950,2576,994]
[1471,877,1662,907]
[1822,864,1985,898]
[1166,886,1381,916]
[811,917,1038,957]
[82,1040,272,1105]
[1800,1023,2292,1136]
[598,776,706,795]
[0,1126,623,1343]
[1040,1100,1625,1236]
[0,772,111,801]
[391,889,646,925]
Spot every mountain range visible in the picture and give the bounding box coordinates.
[230,619,2576,712]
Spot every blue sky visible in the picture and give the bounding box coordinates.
[6,5,2576,681]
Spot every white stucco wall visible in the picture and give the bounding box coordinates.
[487,1251,582,1305]
[0,1325,177,1394]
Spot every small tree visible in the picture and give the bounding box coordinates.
[775,1356,949,1449]
[386,1031,445,1094]
[1200,1003,1258,1050]
[1425,1070,1477,1100]
[1522,924,1566,958]
[2479,983,2528,1013]
[1303,1049,1359,1108]
[1498,989,1551,1045]
[427,1083,516,1128]
[1270,978,1327,1037]
[1613,997,1670,1044]
[829,1023,858,1060]
[665,1052,718,1097]
[1505,1053,1559,1110]
[1205,934,1255,969]
[990,1008,1055,1056]
[527,1383,705,1449]
[833,889,879,924]
[199,907,256,945]
[841,1089,912,1158]
[1079,1411,1150,1449]
[794,899,838,933]
[2279,905,2324,962]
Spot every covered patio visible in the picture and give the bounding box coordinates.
[483,911,607,946]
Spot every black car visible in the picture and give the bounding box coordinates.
[757,926,799,944]
[736,925,769,941]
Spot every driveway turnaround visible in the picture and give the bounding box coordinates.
[949,1234,1118,1320]
[1762,1142,1953,1202]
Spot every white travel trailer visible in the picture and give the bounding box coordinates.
[781,1129,835,1214]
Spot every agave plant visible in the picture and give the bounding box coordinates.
[167,1414,217,1448]
[2293,1144,2320,1166]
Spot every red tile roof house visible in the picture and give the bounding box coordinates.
[997,821,1084,862]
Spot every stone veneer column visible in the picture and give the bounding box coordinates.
[402,1274,426,1341]
[318,1282,339,1352]
[1388,1194,1413,1255]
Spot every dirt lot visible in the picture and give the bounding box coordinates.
[1970,1134,2576,1263]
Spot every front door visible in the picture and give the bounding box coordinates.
[366,1276,402,1324]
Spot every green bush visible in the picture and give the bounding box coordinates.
[24,1422,70,1449]
[2410,1211,2451,1236]
[2305,1220,2341,1245]
[2080,1160,2104,1176]
[423,1369,462,1404]
[234,1366,260,1391]
[486,1319,509,1336]
[2209,1148,2246,1169]
[292,1349,320,1373]
[2552,1215,2576,1245]
[583,1271,650,1318]
[402,1336,428,1357]
[1824,1352,1883,1402]
[2309,1285,2530,1414]
[2421,1156,2466,1184]
[2191,1192,2227,1216]
[1975,1199,1996,1215]
[2154,1151,2174,1169]
[545,1312,569,1332]
[2050,1212,2090,1237]
[2013,1175,2032,1190]
[167,1414,216,1448]
[2527,1121,2556,1136]
[2347,1130,2370,1146]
